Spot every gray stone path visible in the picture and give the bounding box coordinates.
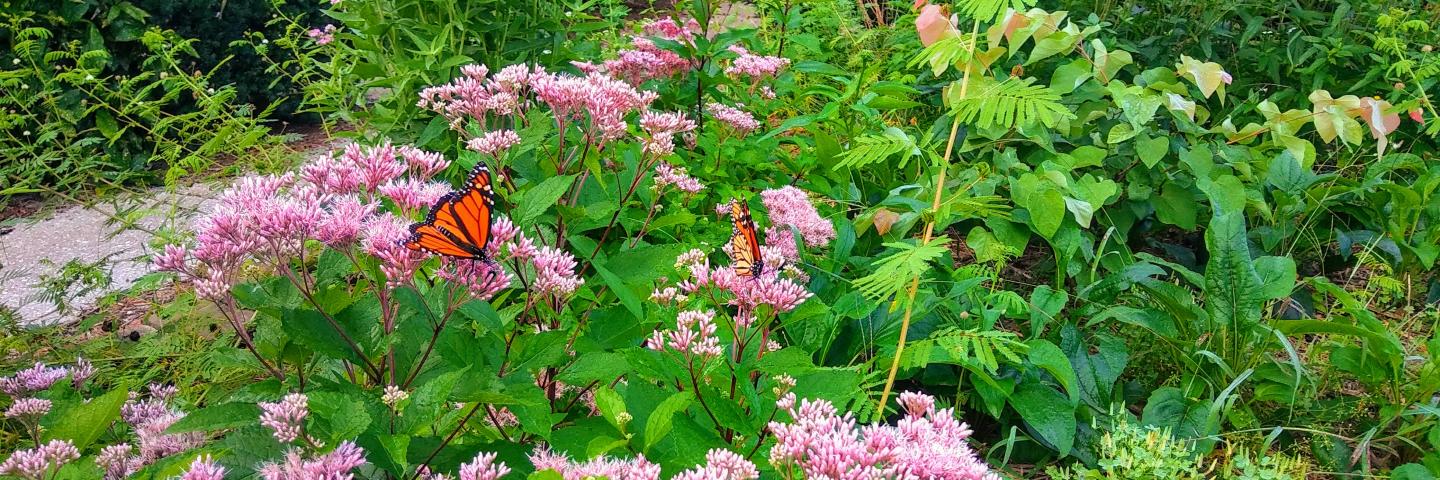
[0,184,218,327]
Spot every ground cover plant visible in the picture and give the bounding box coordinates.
[3,0,1440,478]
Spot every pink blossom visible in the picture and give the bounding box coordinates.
[4,398,50,419]
[154,244,190,273]
[639,111,696,156]
[96,444,138,480]
[531,71,658,142]
[436,258,512,300]
[379,177,450,214]
[178,455,226,480]
[302,155,363,195]
[467,130,523,156]
[316,198,377,247]
[259,393,309,443]
[364,213,425,286]
[705,102,760,133]
[0,362,68,396]
[604,38,693,85]
[399,145,451,179]
[70,357,95,389]
[647,309,722,359]
[527,447,661,480]
[725,45,790,81]
[653,163,704,194]
[307,24,337,45]
[457,452,511,480]
[259,441,368,480]
[672,449,758,480]
[530,246,584,297]
[643,17,702,42]
[767,392,1000,480]
[761,186,835,248]
[712,266,812,314]
[346,142,407,192]
[0,440,79,480]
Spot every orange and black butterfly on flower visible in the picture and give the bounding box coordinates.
[727,199,764,278]
[404,163,496,260]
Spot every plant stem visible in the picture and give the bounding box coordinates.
[875,19,981,415]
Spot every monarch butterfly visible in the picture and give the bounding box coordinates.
[404,163,496,260]
[727,199,764,277]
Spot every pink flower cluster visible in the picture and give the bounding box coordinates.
[705,103,760,134]
[653,162,703,194]
[528,245,586,298]
[725,45,790,81]
[670,247,812,317]
[0,440,79,480]
[0,362,69,396]
[529,447,662,480]
[178,456,227,480]
[418,64,534,129]
[259,441,368,480]
[646,309,722,359]
[672,449,759,480]
[759,186,835,264]
[4,398,51,419]
[767,391,1000,480]
[467,129,523,156]
[420,62,658,144]
[259,393,310,443]
[108,384,207,471]
[307,24,337,45]
[597,18,702,85]
[639,110,696,156]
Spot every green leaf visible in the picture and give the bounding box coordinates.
[1027,340,1078,403]
[1027,285,1066,337]
[43,388,126,450]
[1141,387,1219,453]
[166,402,261,433]
[514,174,577,226]
[643,391,694,452]
[1010,383,1075,456]
[1203,210,1264,332]
[1389,464,1436,480]
[1136,135,1169,168]
[593,263,643,321]
[948,76,1073,130]
[1013,174,1065,238]
[95,110,119,141]
[1154,182,1198,230]
[593,387,628,432]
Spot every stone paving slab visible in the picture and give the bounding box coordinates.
[0,184,217,327]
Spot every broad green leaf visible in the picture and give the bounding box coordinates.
[1027,285,1067,337]
[514,174,577,226]
[1141,387,1219,453]
[1026,340,1078,403]
[1136,135,1169,168]
[166,402,261,433]
[43,388,126,450]
[1010,383,1075,456]
[642,391,694,452]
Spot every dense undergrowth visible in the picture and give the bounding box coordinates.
[3,0,1440,478]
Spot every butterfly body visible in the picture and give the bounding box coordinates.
[727,200,764,278]
[405,163,496,261]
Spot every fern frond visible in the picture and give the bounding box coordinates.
[908,35,977,77]
[955,0,1036,23]
[834,127,917,170]
[948,76,1073,130]
[900,327,1028,373]
[853,237,952,301]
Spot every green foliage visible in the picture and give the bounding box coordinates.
[1048,419,1309,479]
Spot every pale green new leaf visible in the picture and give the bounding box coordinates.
[956,0,1037,23]
[948,77,1073,130]
[852,237,952,301]
[834,127,917,170]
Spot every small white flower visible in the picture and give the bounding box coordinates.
[85,74,94,81]
[565,10,573,16]
[11,58,19,65]
[22,130,30,136]
[542,49,552,55]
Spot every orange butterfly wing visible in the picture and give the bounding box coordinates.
[728,200,764,277]
[404,164,496,260]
